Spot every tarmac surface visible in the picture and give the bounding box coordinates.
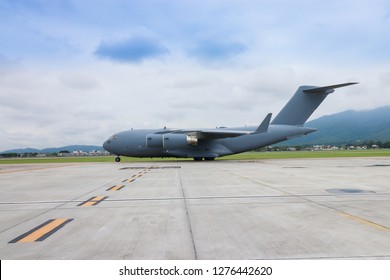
[0,157,389,260]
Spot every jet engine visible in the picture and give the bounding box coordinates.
[146,134,198,149]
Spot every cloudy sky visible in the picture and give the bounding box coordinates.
[1,0,389,151]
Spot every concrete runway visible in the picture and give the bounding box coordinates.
[0,157,389,259]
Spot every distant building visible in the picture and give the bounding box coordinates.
[72,150,88,156]
[313,145,324,151]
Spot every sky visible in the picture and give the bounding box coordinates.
[1,0,390,151]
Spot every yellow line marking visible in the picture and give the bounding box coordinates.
[124,179,135,183]
[109,185,124,191]
[80,196,106,207]
[340,212,389,231]
[18,219,69,243]
[82,201,96,207]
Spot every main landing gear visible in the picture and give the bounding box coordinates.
[115,156,121,162]
[193,157,215,161]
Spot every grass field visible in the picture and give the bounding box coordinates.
[0,149,389,164]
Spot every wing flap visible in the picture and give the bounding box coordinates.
[197,129,251,139]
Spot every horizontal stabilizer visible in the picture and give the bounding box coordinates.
[303,82,358,94]
[254,113,272,134]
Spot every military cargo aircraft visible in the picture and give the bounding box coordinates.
[103,82,357,161]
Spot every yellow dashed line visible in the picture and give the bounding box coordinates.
[19,219,68,242]
[108,185,125,191]
[340,212,389,231]
[9,218,73,243]
[78,196,107,207]
[82,201,96,207]
[124,179,135,183]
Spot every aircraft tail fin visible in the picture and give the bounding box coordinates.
[271,82,357,125]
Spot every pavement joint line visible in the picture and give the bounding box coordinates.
[177,168,198,260]
[1,193,388,205]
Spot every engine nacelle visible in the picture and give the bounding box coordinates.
[163,134,198,149]
[146,134,198,149]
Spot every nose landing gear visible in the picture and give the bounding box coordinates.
[115,156,121,162]
[193,157,215,161]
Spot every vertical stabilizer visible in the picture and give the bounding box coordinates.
[271,82,357,125]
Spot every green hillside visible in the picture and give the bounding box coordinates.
[283,106,390,146]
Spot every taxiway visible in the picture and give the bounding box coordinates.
[0,157,389,259]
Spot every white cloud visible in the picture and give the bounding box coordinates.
[1,0,390,151]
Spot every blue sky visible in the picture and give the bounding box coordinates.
[0,0,390,150]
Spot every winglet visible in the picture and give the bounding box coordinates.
[303,82,358,94]
[254,113,272,134]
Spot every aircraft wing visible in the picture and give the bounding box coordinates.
[166,129,252,139]
[158,113,273,139]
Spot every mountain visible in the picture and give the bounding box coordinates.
[282,106,390,146]
[2,107,390,153]
[1,145,103,154]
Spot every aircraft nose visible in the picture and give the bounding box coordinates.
[103,139,110,152]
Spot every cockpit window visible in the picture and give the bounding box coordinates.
[109,135,118,140]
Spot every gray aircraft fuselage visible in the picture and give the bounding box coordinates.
[103,82,357,161]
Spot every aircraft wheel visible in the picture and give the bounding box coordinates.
[204,157,215,161]
[115,156,121,162]
[193,157,203,161]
